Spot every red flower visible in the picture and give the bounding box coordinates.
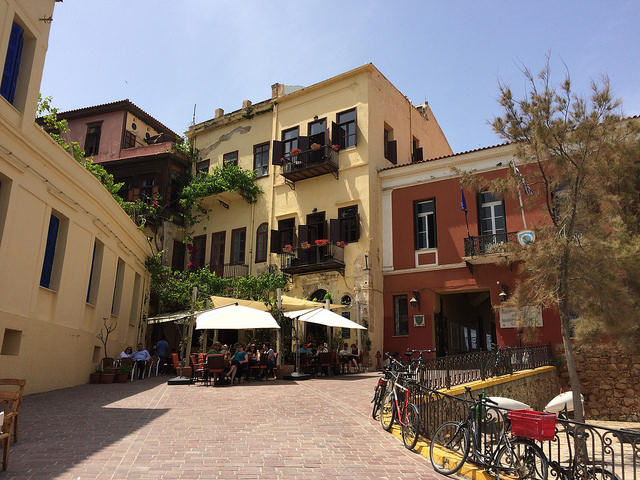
[186,261,196,270]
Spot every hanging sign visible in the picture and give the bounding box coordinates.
[517,230,535,246]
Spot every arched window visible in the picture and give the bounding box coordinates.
[255,223,268,263]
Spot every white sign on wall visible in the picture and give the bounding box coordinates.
[499,305,543,329]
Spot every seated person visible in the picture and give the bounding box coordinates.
[120,346,133,358]
[339,344,351,372]
[207,342,222,355]
[264,343,276,379]
[350,344,360,372]
[316,343,328,354]
[227,343,249,384]
[131,343,151,379]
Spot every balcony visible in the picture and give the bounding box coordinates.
[281,145,339,188]
[211,263,249,278]
[463,232,517,264]
[280,244,345,275]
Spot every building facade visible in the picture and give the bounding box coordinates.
[0,0,152,394]
[380,144,562,357]
[186,64,452,355]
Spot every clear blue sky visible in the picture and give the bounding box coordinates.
[41,0,639,153]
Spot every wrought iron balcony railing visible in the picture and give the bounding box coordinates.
[279,244,345,275]
[211,263,249,278]
[281,145,339,186]
[463,231,517,257]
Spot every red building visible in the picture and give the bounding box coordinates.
[379,143,562,357]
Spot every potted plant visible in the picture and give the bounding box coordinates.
[282,244,293,253]
[300,241,311,250]
[331,144,340,152]
[90,368,102,384]
[310,143,321,151]
[101,366,116,384]
[116,365,131,383]
[314,239,329,247]
[336,240,346,248]
[290,148,302,157]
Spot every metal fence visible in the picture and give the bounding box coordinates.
[411,345,552,390]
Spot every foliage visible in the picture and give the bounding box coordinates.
[96,317,117,361]
[173,135,200,163]
[476,57,640,422]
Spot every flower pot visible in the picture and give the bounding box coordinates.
[115,373,129,383]
[89,372,102,384]
[101,373,115,384]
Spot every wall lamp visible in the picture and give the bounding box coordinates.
[409,291,421,309]
[498,284,509,302]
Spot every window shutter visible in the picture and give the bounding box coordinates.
[413,147,423,163]
[324,128,330,146]
[272,140,283,165]
[388,140,397,164]
[321,220,328,239]
[0,23,24,104]
[270,229,281,253]
[298,224,309,244]
[40,214,60,288]
[329,219,340,243]
[352,108,358,147]
[354,213,360,242]
[331,121,341,148]
[298,135,309,152]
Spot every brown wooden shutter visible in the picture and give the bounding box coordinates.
[298,135,309,152]
[298,224,309,244]
[413,147,423,163]
[388,140,397,164]
[324,128,330,146]
[272,140,283,165]
[270,229,281,253]
[321,220,328,240]
[331,121,341,148]
[329,218,340,243]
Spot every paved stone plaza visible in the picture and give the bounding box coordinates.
[5,373,441,480]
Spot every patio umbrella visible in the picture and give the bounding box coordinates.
[283,308,367,329]
[195,304,280,330]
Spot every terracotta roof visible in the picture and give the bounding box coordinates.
[56,99,179,140]
[378,142,512,172]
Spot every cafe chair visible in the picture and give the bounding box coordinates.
[317,352,330,376]
[0,389,21,471]
[0,380,24,444]
[206,354,226,386]
[190,354,206,383]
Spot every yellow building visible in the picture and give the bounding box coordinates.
[0,0,151,394]
[186,64,452,357]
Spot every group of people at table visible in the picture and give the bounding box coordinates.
[297,342,363,375]
[204,342,277,384]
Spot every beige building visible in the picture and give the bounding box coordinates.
[186,64,452,356]
[0,0,151,394]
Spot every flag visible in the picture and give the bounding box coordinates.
[513,162,534,195]
[460,187,467,212]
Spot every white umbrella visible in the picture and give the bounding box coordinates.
[195,304,280,330]
[284,308,367,329]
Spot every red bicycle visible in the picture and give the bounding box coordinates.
[380,371,420,450]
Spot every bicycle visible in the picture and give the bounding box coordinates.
[430,387,548,479]
[379,370,421,450]
[484,344,513,378]
[371,353,406,420]
[404,348,436,384]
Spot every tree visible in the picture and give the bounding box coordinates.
[96,317,118,364]
[487,59,640,423]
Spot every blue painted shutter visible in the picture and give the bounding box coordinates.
[0,23,24,104]
[40,214,60,288]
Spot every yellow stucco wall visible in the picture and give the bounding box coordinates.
[0,0,152,394]
[187,64,452,358]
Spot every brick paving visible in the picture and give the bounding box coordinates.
[4,373,442,479]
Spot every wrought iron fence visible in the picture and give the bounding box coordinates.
[281,145,339,174]
[411,344,552,390]
[464,231,517,256]
[279,244,345,270]
[211,263,248,278]
[408,385,640,480]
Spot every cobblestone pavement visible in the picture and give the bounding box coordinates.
[5,373,442,480]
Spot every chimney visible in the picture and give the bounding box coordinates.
[214,108,224,119]
[242,99,252,109]
[271,83,284,99]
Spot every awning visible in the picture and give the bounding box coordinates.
[283,308,367,329]
[210,296,270,311]
[147,310,198,324]
[210,294,344,312]
[195,304,280,330]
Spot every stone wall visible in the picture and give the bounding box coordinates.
[555,343,640,421]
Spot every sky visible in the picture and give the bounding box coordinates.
[41,1,640,153]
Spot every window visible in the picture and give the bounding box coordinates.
[341,311,351,339]
[140,177,157,201]
[209,231,225,276]
[1,328,22,356]
[414,199,437,249]
[478,192,506,236]
[253,143,269,177]
[393,295,409,336]
[412,137,423,163]
[122,130,136,149]
[196,159,210,174]
[191,235,206,268]
[230,228,246,265]
[84,122,102,156]
[337,109,357,148]
[223,151,238,167]
[278,218,296,249]
[384,124,396,163]
[255,223,268,263]
[0,22,23,105]
[40,212,68,290]
[308,118,326,146]
[282,127,299,157]
[129,272,141,326]
[338,205,359,243]
[111,258,125,316]
[86,239,104,305]
[171,240,186,271]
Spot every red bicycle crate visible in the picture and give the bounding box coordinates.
[508,410,558,441]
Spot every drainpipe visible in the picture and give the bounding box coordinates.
[269,102,278,270]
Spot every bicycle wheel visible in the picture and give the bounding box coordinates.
[430,421,470,475]
[495,438,548,480]
[401,403,420,450]
[371,386,382,420]
[380,391,395,431]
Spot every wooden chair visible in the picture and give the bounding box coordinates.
[317,352,330,376]
[190,354,206,383]
[257,354,268,380]
[0,390,20,471]
[0,379,25,443]
[206,354,226,386]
